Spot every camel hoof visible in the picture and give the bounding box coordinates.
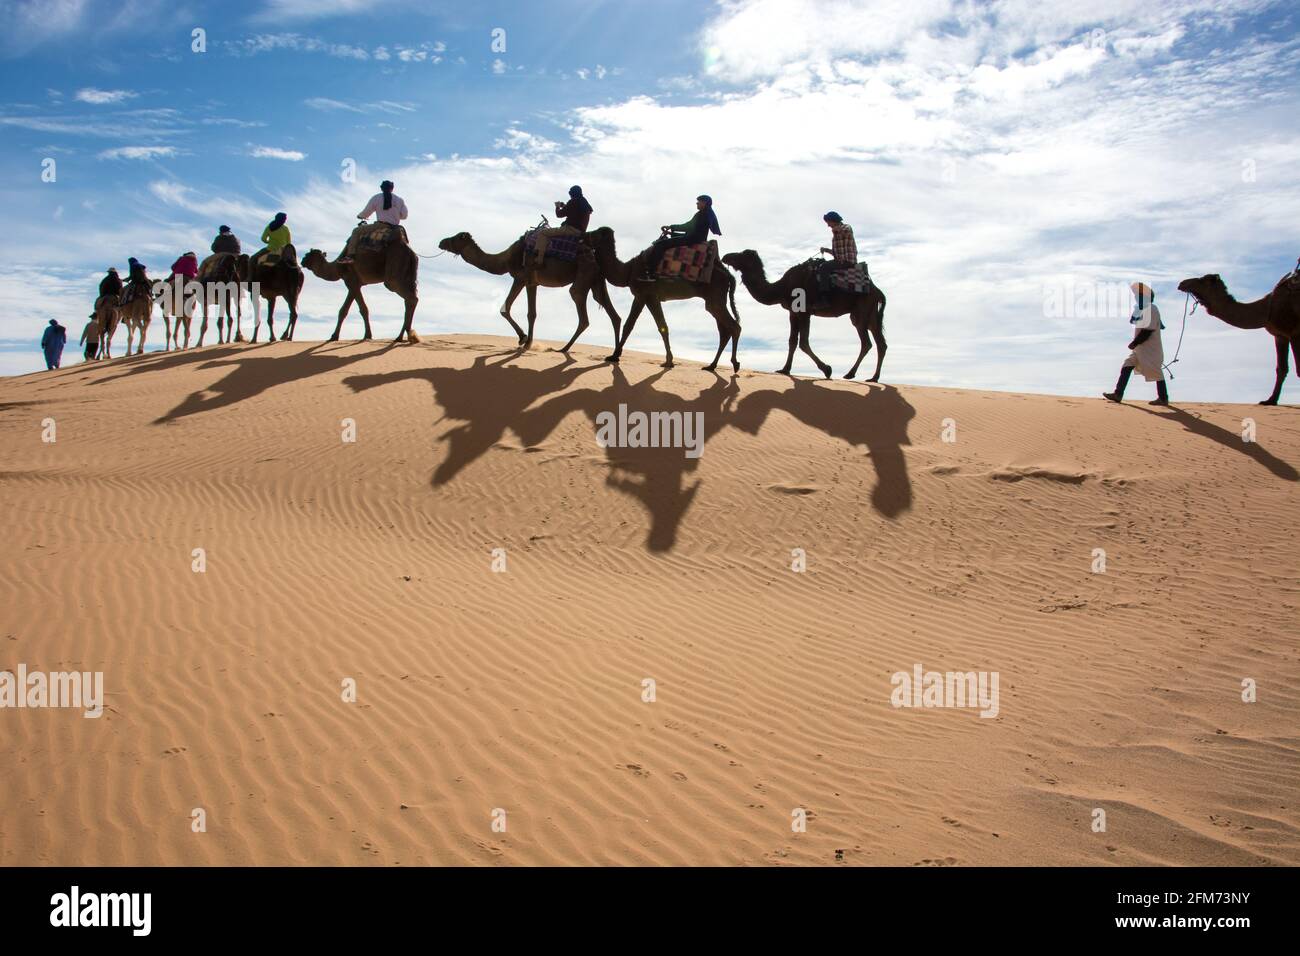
[843,372,855,380]
[703,363,717,372]
[328,335,339,342]
[732,361,740,372]
[1259,398,1279,406]
[603,354,620,364]
[362,334,373,341]
[867,375,880,383]
[775,368,792,376]
[821,365,832,379]
[661,360,675,369]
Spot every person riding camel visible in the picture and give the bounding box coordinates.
[256,212,293,267]
[121,257,150,304]
[531,185,593,265]
[818,211,856,292]
[645,195,720,279]
[1103,281,1169,406]
[98,266,123,301]
[170,251,199,280]
[339,180,408,263]
[211,225,241,256]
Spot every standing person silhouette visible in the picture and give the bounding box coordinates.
[1103,282,1168,406]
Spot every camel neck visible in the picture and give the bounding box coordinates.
[1205,292,1271,330]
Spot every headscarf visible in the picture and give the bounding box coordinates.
[268,212,287,231]
[218,225,231,234]
[697,195,721,236]
[1130,282,1165,330]
[824,211,843,223]
[128,257,138,267]
[381,180,394,211]
[566,185,593,216]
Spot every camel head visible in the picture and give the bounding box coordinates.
[582,226,615,251]
[1177,274,1228,308]
[721,250,763,274]
[438,232,474,255]
[301,248,328,271]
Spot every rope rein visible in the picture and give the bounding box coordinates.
[1162,291,1193,380]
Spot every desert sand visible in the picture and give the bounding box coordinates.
[1,335,1297,866]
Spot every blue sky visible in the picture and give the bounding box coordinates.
[2,0,1299,402]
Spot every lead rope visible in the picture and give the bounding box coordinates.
[1163,291,1193,380]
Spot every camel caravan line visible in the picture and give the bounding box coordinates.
[83,184,1300,404]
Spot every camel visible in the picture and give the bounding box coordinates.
[102,285,155,356]
[247,246,304,343]
[1178,272,1300,405]
[195,253,251,346]
[301,239,419,343]
[723,250,887,382]
[437,231,621,351]
[156,273,198,351]
[92,294,119,359]
[581,226,741,372]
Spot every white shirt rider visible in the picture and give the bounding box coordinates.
[358,191,408,226]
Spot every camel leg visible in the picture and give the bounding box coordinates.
[866,299,887,383]
[844,309,871,379]
[198,295,210,347]
[398,292,418,342]
[249,295,261,343]
[264,298,277,343]
[330,292,355,341]
[592,278,622,349]
[163,315,174,352]
[606,298,643,363]
[777,312,798,374]
[283,293,298,341]
[343,288,369,341]
[1261,335,1288,405]
[500,277,528,344]
[644,298,673,367]
[797,315,831,378]
[559,283,591,352]
[702,300,733,372]
[523,282,538,347]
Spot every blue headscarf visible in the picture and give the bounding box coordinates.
[824,211,843,223]
[268,212,287,231]
[697,195,721,236]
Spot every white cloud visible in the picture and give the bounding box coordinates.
[250,145,307,161]
[75,87,137,105]
[99,145,178,160]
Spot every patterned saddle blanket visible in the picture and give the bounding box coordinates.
[347,222,408,257]
[807,259,873,294]
[522,228,581,262]
[656,240,718,283]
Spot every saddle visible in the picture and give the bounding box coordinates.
[811,259,873,295]
[253,244,299,270]
[522,227,580,262]
[119,278,152,305]
[345,222,408,257]
[198,252,235,281]
[655,240,718,283]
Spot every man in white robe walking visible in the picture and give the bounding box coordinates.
[1104,281,1169,406]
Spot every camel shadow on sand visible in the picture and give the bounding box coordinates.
[1134,403,1299,482]
[153,341,397,424]
[345,353,915,552]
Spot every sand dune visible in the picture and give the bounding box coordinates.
[1,335,1297,866]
